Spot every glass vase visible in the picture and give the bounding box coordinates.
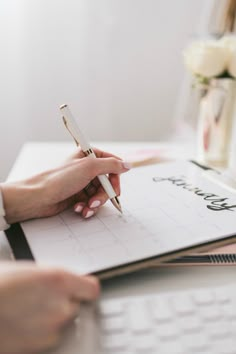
[196,78,236,167]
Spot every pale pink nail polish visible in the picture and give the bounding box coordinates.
[85,210,94,218]
[122,161,132,170]
[74,204,83,213]
[90,200,101,208]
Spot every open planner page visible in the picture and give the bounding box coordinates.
[20,161,236,275]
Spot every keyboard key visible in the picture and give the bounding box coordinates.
[133,334,156,351]
[105,352,132,354]
[155,322,179,339]
[199,304,221,321]
[103,333,129,350]
[193,289,214,305]
[178,315,202,332]
[172,294,194,315]
[101,317,125,333]
[152,299,173,322]
[208,321,231,338]
[212,338,236,354]
[99,301,123,317]
[160,340,184,354]
[230,320,236,332]
[222,303,236,320]
[128,301,151,333]
[215,288,231,304]
[184,333,209,351]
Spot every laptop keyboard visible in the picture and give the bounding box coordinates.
[93,284,236,354]
[54,284,236,354]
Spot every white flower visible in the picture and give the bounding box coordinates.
[219,35,236,51]
[184,40,229,78]
[228,49,236,78]
[219,35,236,78]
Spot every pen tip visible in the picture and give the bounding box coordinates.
[111,197,123,214]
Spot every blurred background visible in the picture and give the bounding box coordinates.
[0,0,229,180]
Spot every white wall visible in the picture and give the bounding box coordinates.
[0,0,212,181]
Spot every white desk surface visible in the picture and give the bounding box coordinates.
[0,141,235,352]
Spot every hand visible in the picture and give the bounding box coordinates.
[0,261,99,354]
[1,148,131,223]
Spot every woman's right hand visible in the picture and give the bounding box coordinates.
[0,261,99,354]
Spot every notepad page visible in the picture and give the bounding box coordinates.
[21,161,236,274]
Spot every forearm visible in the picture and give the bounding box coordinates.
[0,179,43,224]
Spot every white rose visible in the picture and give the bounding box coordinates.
[219,35,236,78]
[184,40,228,78]
[228,49,236,78]
[219,35,236,51]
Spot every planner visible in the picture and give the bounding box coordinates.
[5,160,236,279]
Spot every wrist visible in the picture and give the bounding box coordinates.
[1,180,43,224]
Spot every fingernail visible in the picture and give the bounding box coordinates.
[122,161,132,170]
[74,204,83,213]
[85,210,94,218]
[85,276,100,298]
[90,277,100,297]
[90,200,101,208]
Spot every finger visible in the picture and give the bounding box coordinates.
[83,182,97,197]
[67,147,122,162]
[92,148,122,160]
[54,156,131,202]
[86,158,131,181]
[87,186,109,209]
[70,275,100,301]
[23,331,61,354]
[76,190,89,203]
[90,177,100,189]
[81,206,98,219]
[74,182,99,212]
[54,301,80,329]
[74,202,85,213]
[49,270,100,301]
[39,332,61,351]
[88,174,120,209]
[75,204,99,217]
[65,148,86,161]
[89,173,120,194]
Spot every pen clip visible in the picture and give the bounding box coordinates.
[62,116,80,146]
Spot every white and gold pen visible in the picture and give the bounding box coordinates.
[60,104,122,213]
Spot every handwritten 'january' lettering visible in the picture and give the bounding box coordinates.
[152,176,236,212]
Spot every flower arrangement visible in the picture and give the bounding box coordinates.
[184,36,236,167]
[184,36,236,85]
